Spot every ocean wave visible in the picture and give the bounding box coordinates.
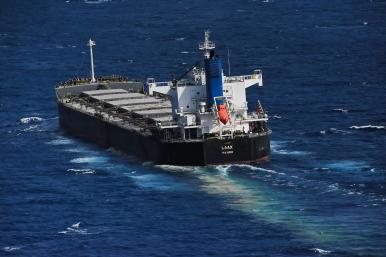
[313,167,331,172]
[70,156,107,164]
[58,222,91,235]
[20,116,43,124]
[274,149,310,156]
[349,125,385,131]
[310,248,332,255]
[129,173,185,191]
[180,51,190,54]
[155,164,194,173]
[2,246,23,252]
[20,125,40,132]
[215,165,232,175]
[270,141,309,156]
[272,115,281,119]
[84,0,111,4]
[47,137,74,145]
[320,128,351,135]
[175,37,185,41]
[215,164,285,175]
[326,160,368,172]
[67,168,95,175]
[332,108,349,113]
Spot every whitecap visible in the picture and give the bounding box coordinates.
[326,160,367,172]
[155,164,193,173]
[2,246,22,252]
[218,164,285,175]
[215,165,232,175]
[320,128,351,135]
[310,248,331,254]
[274,149,309,156]
[64,148,83,153]
[175,37,185,41]
[332,108,349,113]
[349,125,385,130]
[67,168,96,174]
[84,0,111,4]
[270,140,287,150]
[20,116,43,124]
[21,125,39,132]
[47,137,74,145]
[180,51,190,54]
[273,115,281,119]
[70,156,107,164]
[58,222,90,235]
[325,183,339,193]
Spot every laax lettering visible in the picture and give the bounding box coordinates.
[221,145,233,151]
[221,144,234,155]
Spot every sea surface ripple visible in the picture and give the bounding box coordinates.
[0,0,385,256]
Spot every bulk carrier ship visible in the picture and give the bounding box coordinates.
[55,31,270,165]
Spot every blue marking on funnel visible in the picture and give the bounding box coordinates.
[205,58,224,107]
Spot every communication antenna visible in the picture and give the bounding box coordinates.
[198,30,215,59]
[87,38,96,83]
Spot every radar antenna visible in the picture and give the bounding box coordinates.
[198,30,215,59]
[87,38,96,83]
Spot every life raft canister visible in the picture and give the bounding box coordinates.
[218,104,229,124]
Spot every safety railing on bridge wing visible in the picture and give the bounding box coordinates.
[224,69,262,83]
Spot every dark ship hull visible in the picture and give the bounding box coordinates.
[58,101,270,166]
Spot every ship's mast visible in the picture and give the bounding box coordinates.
[198,30,215,59]
[87,38,96,83]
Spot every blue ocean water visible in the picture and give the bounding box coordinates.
[1,0,385,256]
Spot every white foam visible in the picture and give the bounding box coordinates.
[155,164,194,173]
[273,115,281,119]
[332,108,349,113]
[71,222,81,229]
[310,248,332,254]
[216,164,285,175]
[84,0,111,4]
[326,160,367,172]
[2,246,22,252]
[180,51,190,54]
[47,137,73,145]
[274,149,309,156]
[215,165,232,176]
[70,156,107,164]
[67,168,96,174]
[175,37,185,41]
[130,174,179,191]
[319,128,351,135]
[21,125,39,132]
[20,116,43,124]
[325,183,339,193]
[58,222,90,235]
[350,125,385,130]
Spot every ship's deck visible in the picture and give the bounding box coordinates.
[78,88,174,123]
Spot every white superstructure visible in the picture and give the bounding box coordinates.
[144,31,268,139]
